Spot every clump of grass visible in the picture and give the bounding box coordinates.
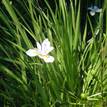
[0,0,107,106]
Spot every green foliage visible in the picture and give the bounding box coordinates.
[0,0,107,106]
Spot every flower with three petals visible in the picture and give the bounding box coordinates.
[26,39,54,63]
[88,6,102,16]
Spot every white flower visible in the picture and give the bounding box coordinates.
[88,6,102,16]
[26,39,54,63]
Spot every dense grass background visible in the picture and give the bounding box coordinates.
[0,0,107,106]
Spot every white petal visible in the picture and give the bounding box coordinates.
[48,46,54,52]
[42,39,49,45]
[96,8,102,13]
[26,48,38,57]
[88,7,93,10]
[43,55,54,63]
[93,6,102,13]
[36,42,41,50]
[42,39,50,50]
[41,39,54,55]
[93,6,99,10]
[90,11,95,16]
[43,47,54,55]
[38,54,54,63]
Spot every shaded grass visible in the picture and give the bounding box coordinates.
[0,0,107,106]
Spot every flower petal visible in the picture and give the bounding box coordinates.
[96,8,102,13]
[42,39,50,50]
[26,48,38,57]
[43,55,54,63]
[38,54,54,63]
[88,7,93,10]
[93,6,102,12]
[93,6,99,10]
[36,42,41,50]
[41,39,54,55]
[90,11,95,16]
